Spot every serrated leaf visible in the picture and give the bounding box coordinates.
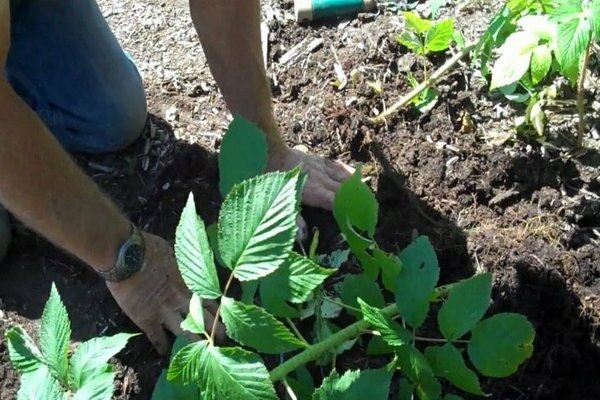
[530,45,553,85]
[366,335,396,356]
[17,365,66,400]
[490,31,539,89]
[397,31,424,53]
[425,344,484,395]
[551,0,583,23]
[202,347,278,400]
[69,332,136,388]
[313,369,392,400]
[340,274,385,318]
[175,194,221,299]
[468,313,535,378]
[403,11,433,34]
[220,297,305,354]
[394,236,439,329]
[40,283,71,381]
[5,327,43,373]
[72,371,115,400]
[358,299,412,347]
[219,115,268,197]
[181,294,206,335]
[152,337,199,400]
[219,170,303,280]
[556,15,591,84]
[438,273,492,341]
[260,252,332,317]
[425,18,454,52]
[593,0,600,37]
[168,341,207,383]
[396,345,441,400]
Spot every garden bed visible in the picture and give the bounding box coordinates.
[1,0,599,398]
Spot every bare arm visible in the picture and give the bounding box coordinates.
[0,4,130,272]
[189,0,285,158]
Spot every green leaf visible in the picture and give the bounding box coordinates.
[376,248,402,292]
[556,15,591,84]
[403,11,433,34]
[220,297,305,354]
[518,15,558,43]
[396,345,441,400]
[358,299,412,347]
[219,115,267,197]
[490,31,539,89]
[425,343,484,395]
[397,378,414,400]
[5,327,43,373]
[260,252,333,317]
[17,365,66,400]
[551,0,583,23]
[69,332,136,389]
[72,371,115,400]
[397,31,424,53]
[152,370,199,400]
[40,283,71,381]
[529,99,545,136]
[171,342,278,400]
[168,341,207,383]
[438,273,492,341]
[425,18,454,52]
[444,395,465,400]
[340,274,385,318]
[152,337,199,400]
[333,168,378,238]
[175,194,221,299]
[468,313,535,378]
[218,170,303,280]
[530,45,553,85]
[180,294,206,335]
[366,336,395,356]
[394,236,439,329]
[313,369,392,400]
[593,0,600,37]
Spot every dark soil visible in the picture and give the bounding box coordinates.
[1,1,600,399]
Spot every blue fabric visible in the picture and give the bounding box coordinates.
[5,0,148,153]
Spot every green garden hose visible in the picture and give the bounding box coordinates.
[295,0,378,22]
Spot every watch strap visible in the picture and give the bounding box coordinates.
[97,224,145,282]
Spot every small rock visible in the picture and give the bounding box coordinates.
[165,105,179,122]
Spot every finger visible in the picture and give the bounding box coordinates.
[296,215,308,242]
[303,188,335,211]
[326,159,354,182]
[163,312,201,343]
[140,320,171,356]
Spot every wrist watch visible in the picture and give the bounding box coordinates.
[97,224,145,282]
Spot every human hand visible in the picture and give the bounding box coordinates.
[269,146,354,210]
[106,231,223,355]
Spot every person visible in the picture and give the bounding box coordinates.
[0,0,352,355]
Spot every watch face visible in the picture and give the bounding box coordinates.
[124,244,143,271]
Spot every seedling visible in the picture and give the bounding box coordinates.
[5,283,137,399]
[151,116,535,399]
[396,11,457,113]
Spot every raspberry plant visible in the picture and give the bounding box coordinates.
[151,116,536,399]
[4,283,137,399]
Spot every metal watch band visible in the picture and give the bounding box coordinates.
[97,224,145,282]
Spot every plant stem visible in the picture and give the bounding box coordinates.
[414,336,469,344]
[323,296,361,314]
[210,272,235,343]
[286,318,310,346]
[370,43,475,124]
[576,37,592,148]
[270,304,399,382]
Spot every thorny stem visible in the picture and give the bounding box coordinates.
[576,36,592,148]
[210,272,235,344]
[270,303,399,382]
[269,285,459,382]
[370,43,475,124]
